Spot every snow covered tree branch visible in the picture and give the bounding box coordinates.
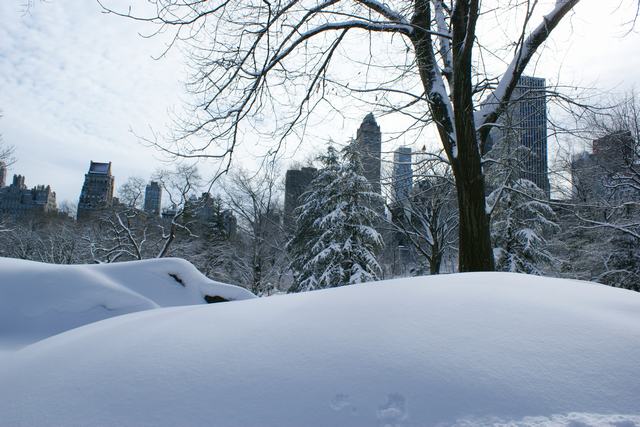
[99,0,589,272]
[476,0,580,142]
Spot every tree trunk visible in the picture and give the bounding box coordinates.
[453,159,495,272]
[429,235,441,274]
[448,0,494,272]
[412,0,494,272]
[429,251,441,275]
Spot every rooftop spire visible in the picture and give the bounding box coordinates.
[363,112,376,124]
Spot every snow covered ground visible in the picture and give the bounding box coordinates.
[0,257,255,349]
[1,271,639,426]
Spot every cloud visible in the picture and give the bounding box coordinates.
[0,1,184,202]
[0,0,638,204]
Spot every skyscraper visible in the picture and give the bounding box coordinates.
[144,181,162,216]
[77,161,115,220]
[0,161,7,188]
[592,130,635,171]
[284,166,318,222]
[355,113,382,194]
[392,147,412,204]
[571,131,638,203]
[486,75,550,197]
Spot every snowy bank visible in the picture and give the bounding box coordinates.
[0,257,255,348]
[1,273,639,426]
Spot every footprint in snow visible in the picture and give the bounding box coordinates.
[377,393,408,427]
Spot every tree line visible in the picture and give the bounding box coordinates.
[2,89,639,293]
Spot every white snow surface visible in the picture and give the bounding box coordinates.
[0,257,255,349]
[1,273,640,426]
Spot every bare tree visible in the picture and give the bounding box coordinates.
[99,0,594,271]
[167,191,243,284]
[387,153,458,274]
[0,110,15,166]
[0,217,83,264]
[82,166,202,263]
[80,210,148,263]
[153,164,202,258]
[89,176,153,261]
[223,167,288,294]
[566,92,640,237]
[560,91,640,289]
[0,144,13,167]
[0,111,15,233]
[118,176,147,209]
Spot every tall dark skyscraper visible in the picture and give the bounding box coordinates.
[355,113,382,194]
[393,147,412,204]
[144,181,162,216]
[284,167,318,222]
[487,75,550,197]
[77,161,115,220]
[0,161,7,188]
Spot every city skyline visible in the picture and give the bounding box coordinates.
[0,96,623,217]
[1,2,640,204]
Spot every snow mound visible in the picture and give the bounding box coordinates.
[1,273,639,426]
[0,257,255,348]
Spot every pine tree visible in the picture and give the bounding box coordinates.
[485,123,558,275]
[288,144,383,292]
[489,179,558,275]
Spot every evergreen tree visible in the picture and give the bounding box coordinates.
[483,116,559,275]
[288,144,383,292]
[489,179,558,275]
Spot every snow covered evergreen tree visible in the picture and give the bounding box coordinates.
[288,144,383,292]
[483,115,558,275]
[287,146,341,291]
[485,122,558,275]
[489,179,558,275]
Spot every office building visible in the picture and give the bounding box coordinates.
[392,147,413,204]
[284,167,318,221]
[0,162,7,188]
[77,161,115,220]
[355,113,382,194]
[486,75,550,197]
[572,131,638,203]
[144,181,162,216]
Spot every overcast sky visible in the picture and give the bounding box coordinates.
[1,1,639,204]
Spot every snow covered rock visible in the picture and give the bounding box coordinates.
[0,257,255,348]
[1,273,639,426]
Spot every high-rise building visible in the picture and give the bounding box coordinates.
[355,113,382,194]
[144,181,162,216]
[392,147,413,204]
[487,75,550,197]
[0,161,7,188]
[190,192,217,223]
[0,174,57,216]
[572,131,638,203]
[571,151,598,202]
[284,167,318,222]
[592,131,635,171]
[77,161,115,220]
[183,192,238,237]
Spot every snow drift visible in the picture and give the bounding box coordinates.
[0,257,255,348]
[1,273,639,426]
